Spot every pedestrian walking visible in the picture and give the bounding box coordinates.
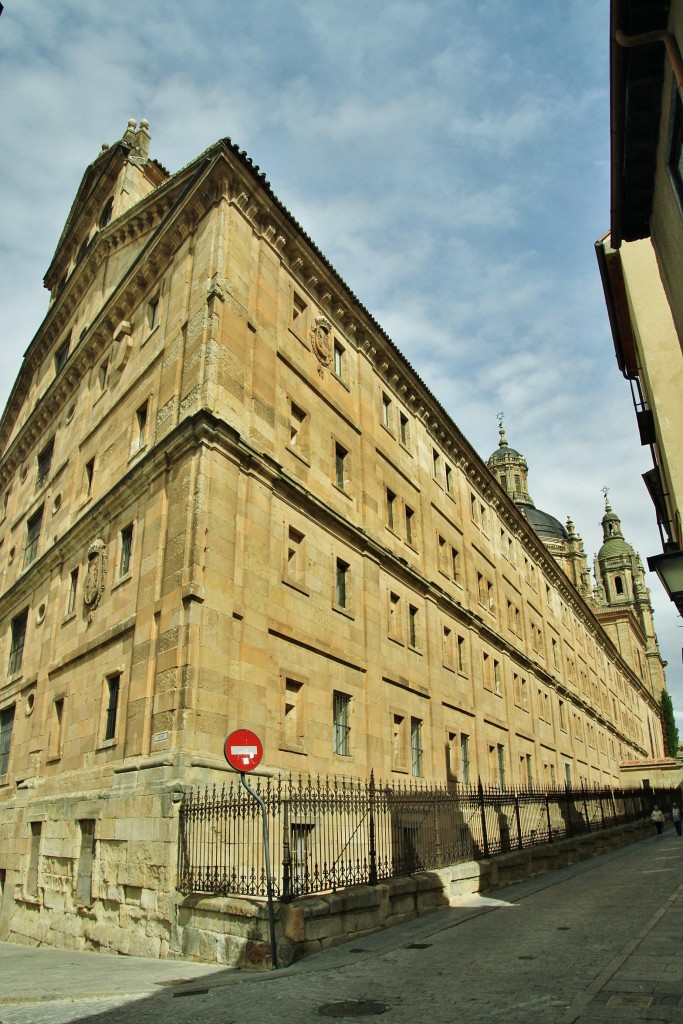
[672,803,682,837]
[651,804,665,836]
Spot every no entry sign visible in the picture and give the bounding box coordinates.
[224,728,263,772]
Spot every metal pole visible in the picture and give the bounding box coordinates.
[240,773,278,970]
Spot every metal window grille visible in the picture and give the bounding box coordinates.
[0,705,15,774]
[119,525,133,577]
[8,611,27,676]
[460,734,470,785]
[410,718,423,777]
[104,675,120,741]
[333,692,350,756]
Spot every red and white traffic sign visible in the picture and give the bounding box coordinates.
[224,728,263,772]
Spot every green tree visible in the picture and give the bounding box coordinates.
[660,689,680,757]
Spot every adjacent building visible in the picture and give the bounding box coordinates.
[0,122,668,956]
[596,0,683,614]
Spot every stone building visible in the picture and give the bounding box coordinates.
[0,122,669,956]
[596,0,683,615]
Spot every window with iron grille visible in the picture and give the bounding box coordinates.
[332,691,351,756]
[119,524,133,577]
[460,733,470,785]
[37,440,54,489]
[8,609,28,676]
[104,674,120,742]
[24,506,43,568]
[0,705,15,774]
[410,717,423,777]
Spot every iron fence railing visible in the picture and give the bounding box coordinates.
[177,773,672,900]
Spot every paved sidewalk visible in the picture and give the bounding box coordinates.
[1,830,682,1023]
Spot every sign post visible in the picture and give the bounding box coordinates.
[223,729,278,970]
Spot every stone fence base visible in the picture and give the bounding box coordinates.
[174,818,655,968]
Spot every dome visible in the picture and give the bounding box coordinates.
[488,444,524,463]
[521,506,569,541]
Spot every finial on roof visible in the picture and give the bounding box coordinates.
[496,411,507,448]
[601,485,611,511]
[566,516,576,538]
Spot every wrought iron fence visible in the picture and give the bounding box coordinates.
[177,772,672,900]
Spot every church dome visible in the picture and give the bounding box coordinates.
[521,506,569,541]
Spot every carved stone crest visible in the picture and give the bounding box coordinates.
[310,315,332,376]
[83,539,107,621]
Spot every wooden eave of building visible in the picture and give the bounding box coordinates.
[610,0,671,247]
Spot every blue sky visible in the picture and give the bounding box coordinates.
[1,0,681,731]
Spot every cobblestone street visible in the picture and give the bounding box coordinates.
[1,833,682,1024]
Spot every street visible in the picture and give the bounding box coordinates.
[1,831,682,1024]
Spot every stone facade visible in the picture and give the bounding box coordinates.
[0,122,669,957]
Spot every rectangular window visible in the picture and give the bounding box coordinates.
[286,526,305,587]
[405,505,415,546]
[457,635,466,674]
[0,705,15,774]
[334,442,347,490]
[333,340,345,380]
[147,296,159,332]
[497,744,506,788]
[482,651,492,690]
[389,591,402,640]
[103,674,120,742]
[399,412,410,447]
[84,457,95,498]
[8,609,28,676]
[27,821,42,897]
[381,392,392,429]
[525,753,533,788]
[332,691,351,756]
[283,678,304,749]
[432,448,440,480]
[98,358,109,391]
[442,626,454,668]
[47,698,64,760]
[408,604,419,648]
[67,567,79,615]
[133,401,148,452]
[410,717,423,777]
[493,659,502,695]
[54,338,70,374]
[451,545,460,582]
[460,733,470,785]
[289,402,309,460]
[119,523,134,577]
[36,439,54,489]
[291,291,306,328]
[386,489,396,531]
[75,819,96,905]
[392,713,405,770]
[335,557,349,608]
[24,506,44,568]
[444,463,453,494]
[559,699,567,732]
